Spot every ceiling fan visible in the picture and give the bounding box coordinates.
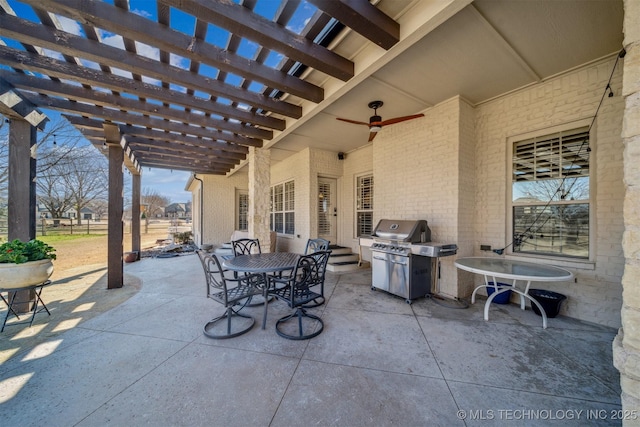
[336,100,424,142]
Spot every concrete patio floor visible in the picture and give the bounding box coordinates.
[1,253,622,426]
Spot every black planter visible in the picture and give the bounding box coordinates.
[528,289,566,318]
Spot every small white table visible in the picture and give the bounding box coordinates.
[455,257,573,329]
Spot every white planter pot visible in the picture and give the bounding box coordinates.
[0,259,54,289]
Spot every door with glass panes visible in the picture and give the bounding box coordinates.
[318,177,337,245]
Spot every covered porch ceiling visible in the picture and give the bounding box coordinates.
[0,0,623,175]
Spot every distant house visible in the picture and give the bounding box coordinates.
[37,203,76,220]
[80,207,94,220]
[165,202,191,219]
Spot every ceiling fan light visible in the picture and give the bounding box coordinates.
[370,125,382,132]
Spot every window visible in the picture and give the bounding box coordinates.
[236,190,248,231]
[511,126,590,259]
[270,180,294,235]
[356,174,374,237]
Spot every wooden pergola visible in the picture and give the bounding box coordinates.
[0,0,402,289]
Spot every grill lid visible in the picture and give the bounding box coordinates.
[372,219,431,243]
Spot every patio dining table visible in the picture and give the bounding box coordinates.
[223,252,300,329]
[455,257,573,329]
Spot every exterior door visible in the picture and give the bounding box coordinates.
[318,177,337,245]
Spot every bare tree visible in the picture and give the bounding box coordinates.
[89,199,108,222]
[141,188,170,233]
[63,146,108,224]
[1,116,77,220]
[35,124,108,225]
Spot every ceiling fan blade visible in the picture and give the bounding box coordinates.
[336,117,370,126]
[378,114,424,126]
[368,132,378,142]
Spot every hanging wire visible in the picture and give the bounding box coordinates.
[493,48,626,255]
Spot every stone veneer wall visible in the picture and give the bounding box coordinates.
[613,0,640,417]
[248,147,272,252]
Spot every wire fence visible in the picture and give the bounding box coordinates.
[0,218,189,241]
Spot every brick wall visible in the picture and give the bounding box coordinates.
[474,57,624,327]
[192,59,624,328]
[340,144,373,255]
[199,172,248,246]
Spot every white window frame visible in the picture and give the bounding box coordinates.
[236,190,248,231]
[270,180,295,235]
[355,173,374,237]
[507,119,594,262]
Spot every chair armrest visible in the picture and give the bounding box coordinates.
[226,272,265,289]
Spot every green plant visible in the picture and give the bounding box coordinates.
[173,231,192,245]
[0,239,57,264]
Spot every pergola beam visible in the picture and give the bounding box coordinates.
[0,45,285,131]
[21,0,324,103]
[0,77,48,130]
[307,0,400,50]
[0,13,302,119]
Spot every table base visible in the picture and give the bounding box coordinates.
[1,280,52,332]
[471,275,548,329]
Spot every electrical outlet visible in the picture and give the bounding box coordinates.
[480,245,491,251]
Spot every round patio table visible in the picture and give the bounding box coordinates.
[223,252,300,275]
[455,257,573,329]
[223,253,300,329]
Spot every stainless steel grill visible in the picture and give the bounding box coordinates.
[369,219,457,303]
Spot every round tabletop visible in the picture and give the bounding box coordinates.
[222,252,300,273]
[454,257,573,282]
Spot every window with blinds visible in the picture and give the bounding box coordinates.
[236,191,248,231]
[356,174,374,237]
[270,180,295,235]
[511,126,590,258]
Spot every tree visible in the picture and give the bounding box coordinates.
[141,188,170,233]
[1,116,77,221]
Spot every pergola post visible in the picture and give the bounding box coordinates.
[131,172,141,259]
[7,118,36,240]
[103,124,124,289]
[7,118,37,312]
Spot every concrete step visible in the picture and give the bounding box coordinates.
[325,245,370,272]
[328,245,353,256]
[327,259,370,272]
[329,253,359,263]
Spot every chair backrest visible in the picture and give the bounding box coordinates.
[291,251,331,295]
[232,238,261,256]
[305,238,330,255]
[196,250,226,296]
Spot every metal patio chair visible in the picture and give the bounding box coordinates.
[305,238,330,254]
[264,251,331,340]
[302,238,331,307]
[232,238,261,256]
[197,250,263,339]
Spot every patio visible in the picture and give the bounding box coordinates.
[0,254,620,426]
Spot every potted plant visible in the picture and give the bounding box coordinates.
[0,239,56,289]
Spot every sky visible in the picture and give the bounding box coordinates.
[2,0,319,204]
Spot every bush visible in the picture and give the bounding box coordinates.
[0,239,57,264]
[173,231,192,244]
